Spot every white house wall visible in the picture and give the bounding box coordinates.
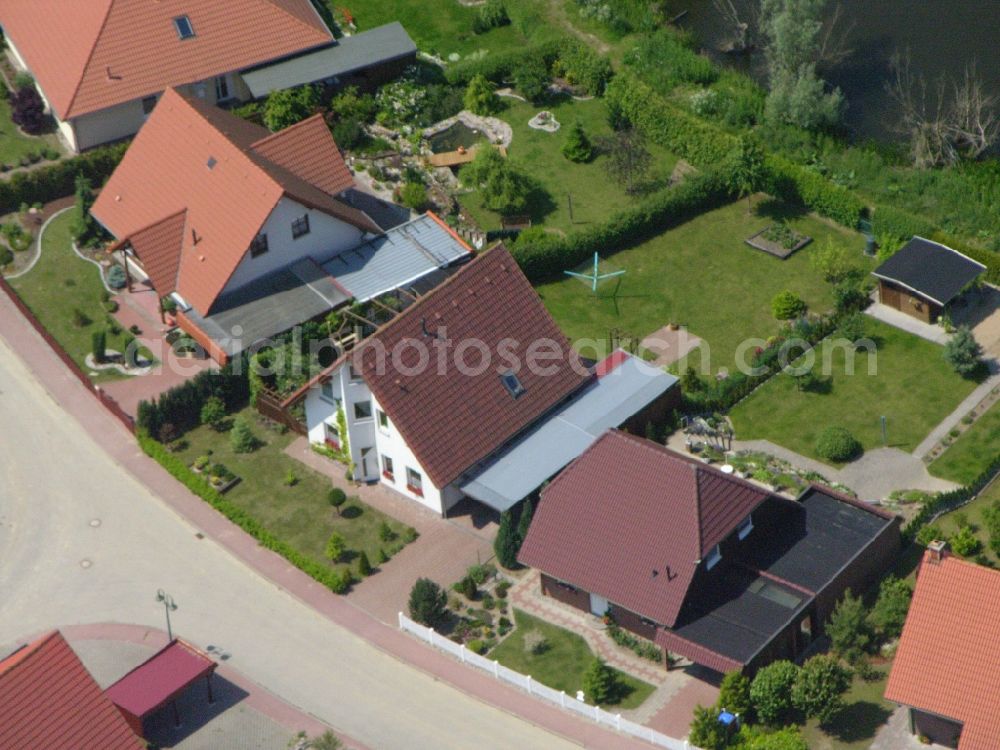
[302,372,452,515]
[222,198,364,295]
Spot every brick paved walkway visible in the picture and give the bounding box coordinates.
[286,438,497,623]
[510,570,668,685]
[645,676,719,740]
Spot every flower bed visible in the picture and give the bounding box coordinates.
[745,223,812,259]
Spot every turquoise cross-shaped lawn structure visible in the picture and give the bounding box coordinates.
[564,252,626,293]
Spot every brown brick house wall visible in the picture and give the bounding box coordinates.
[540,574,590,613]
[608,604,658,641]
[620,385,682,436]
[814,516,902,629]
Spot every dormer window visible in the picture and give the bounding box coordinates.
[173,16,195,40]
[249,233,269,258]
[705,544,722,570]
[500,370,525,399]
[737,514,754,540]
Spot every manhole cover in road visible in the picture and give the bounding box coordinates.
[79,559,92,569]
[89,519,101,528]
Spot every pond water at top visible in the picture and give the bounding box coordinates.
[427,122,485,153]
[665,0,1000,143]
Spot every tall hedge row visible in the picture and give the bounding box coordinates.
[604,73,738,167]
[510,169,734,281]
[136,363,250,439]
[762,154,865,229]
[137,430,352,593]
[444,38,566,85]
[0,142,128,214]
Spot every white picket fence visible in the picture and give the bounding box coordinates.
[399,612,697,749]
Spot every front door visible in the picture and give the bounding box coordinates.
[214,74,231,102]
[589,592,609,617]
[360,447,374,480]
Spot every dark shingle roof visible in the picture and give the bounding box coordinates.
[873,237,985,306]
[355,244,590,488]
[518,431,771,628]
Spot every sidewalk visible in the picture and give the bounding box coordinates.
[0,286,657,750]
[912,363,1000,459]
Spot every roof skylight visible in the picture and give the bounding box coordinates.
[173,16,195,40]
[500,370,525,399]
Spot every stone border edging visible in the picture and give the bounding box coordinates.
[3,205,71,280]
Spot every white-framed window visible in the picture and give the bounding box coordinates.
[377,409,389,431]
[353,400,372,420]
[406,467,423,496]
[348,363,362,381]
[382,455,394,480]
[214,75,230,102]
[323,420,340,448]
[705,544,722,570]
[291,214,310,239]
[320,380,337,403]
[737,514,754,540]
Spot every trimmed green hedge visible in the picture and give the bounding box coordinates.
[605,73,737,167]
[0,142,128,214]
[763,154,865,229]
[444,38,565,85]
[137,430,353,593]
[903,453,1000,541]
[510,169,734,281]
[872,204,935,242]
[606,73,865,228]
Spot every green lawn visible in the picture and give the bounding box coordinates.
[0,95,62,168]
[929,397,1000,483]
[171,407,414,578]
[730,318,981,462]
[8,210,134,380]
[801,665,894,750]
[537,199,867,368]
[490,609,655,709]
[934,477,1000,565]
[461,96,678,234]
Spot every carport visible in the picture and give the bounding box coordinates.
[105,639,216,739]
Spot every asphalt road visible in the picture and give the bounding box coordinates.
[0,334,579,750]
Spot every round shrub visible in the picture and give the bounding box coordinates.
[107,264,127,289]
[0,246,13,267]
[750,660,800,725]
[771,289,806,320]
[815,426,862,462]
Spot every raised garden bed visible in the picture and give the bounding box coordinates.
[745,223,812,259]
[192,458,241,494]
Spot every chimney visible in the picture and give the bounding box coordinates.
[927,539,950,563]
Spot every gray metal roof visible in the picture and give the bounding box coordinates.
[242,23,417,98]
[460,354,679,511]
[192,258,351,355]
[322,213,470,301]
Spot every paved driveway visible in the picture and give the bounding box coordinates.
[0,324,638,750]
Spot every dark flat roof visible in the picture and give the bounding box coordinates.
[873,237,985,306]
[739,490,894,593]
[669,488,895,667]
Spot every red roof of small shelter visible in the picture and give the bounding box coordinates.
[105,639,216,721]
[885,551,1000,750]
[0,631,143,749]
[518,430,771,628]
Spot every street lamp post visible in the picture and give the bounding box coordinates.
[155,589,178,641]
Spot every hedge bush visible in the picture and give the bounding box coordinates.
[137,430,352,593]
[510,168,733,281]
[136,363,249,438]
[762,153,865,229]
[0,142,128,215]
[872,204,935,242]
[444,38,565,85]
[815,426,863,462]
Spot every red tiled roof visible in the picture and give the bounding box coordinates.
[124,210,187,296]
[885,552,1000,750]
[91,89,377,314]
[105,639,215,720]
[0,631,143,749]
[355,244,591,488]
[518,431,771,627]
[251,116,355,196]
[0,0,332,120]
